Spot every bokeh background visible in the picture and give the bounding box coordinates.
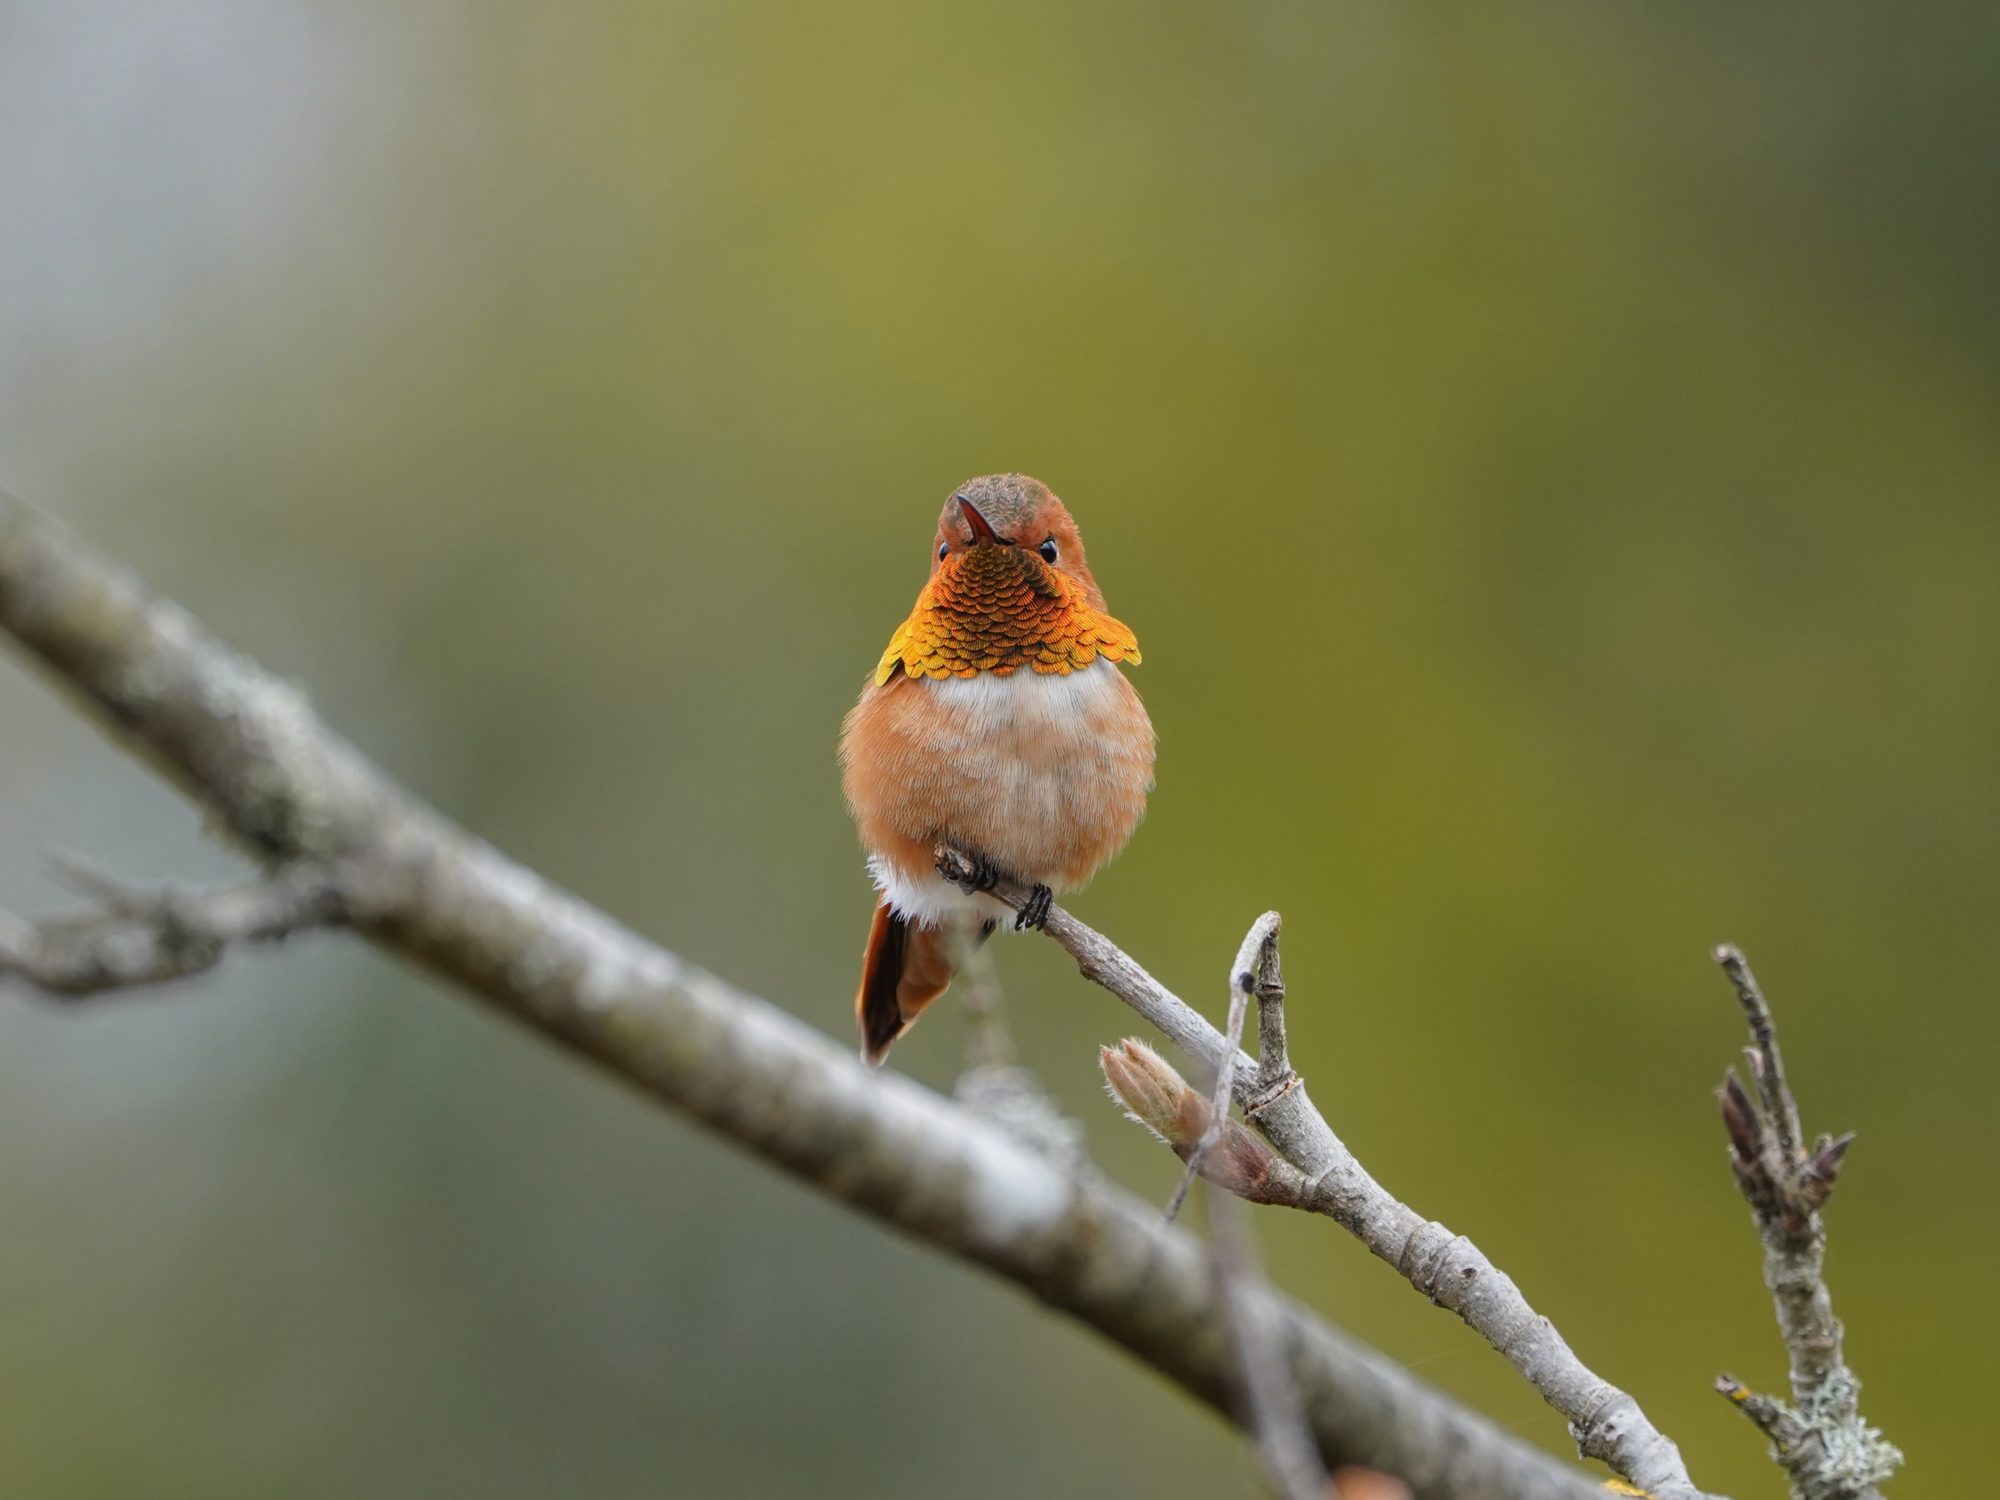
[2,4,1994,1496]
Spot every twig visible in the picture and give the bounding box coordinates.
[1251,925,1294,1096]
[1207,1180,1330,1500]
[948,847,1718,1500]
[1198,914,1328,1500]
[1164,913,1280,1223]
[949,919,1016,1070]
[948,923,1084,1167]
[1711,946,1900,1500]
[0,861,349,997]
[0,491,1623,1500]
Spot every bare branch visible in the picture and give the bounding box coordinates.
[1716,945,1804,1163]
[949,927,1085,1167]
[1207,1181,1330,1500]
[1101,914,1328,1497]
[1164,913,1281,1223]
[1192,913,1329,1500]
[962,852,1717,1500]
[1251,923,1293,1095]
[948,918,1016,1071]
[0,492,1622,1500]
[1714,1374,1805,1451]
[1710,946,1901,1500]
[0,861,348,998]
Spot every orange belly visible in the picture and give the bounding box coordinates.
[841,659,1154,927]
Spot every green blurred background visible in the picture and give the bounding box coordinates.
[2,3,1993,1495]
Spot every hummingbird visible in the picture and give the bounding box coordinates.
[841,474,1155,1065]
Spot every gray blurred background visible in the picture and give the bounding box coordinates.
[2,4,1994,1496]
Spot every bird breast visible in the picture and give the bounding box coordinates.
[841,658,1155,925]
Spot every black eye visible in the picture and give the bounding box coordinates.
[1037,537,1058,564]
[938,542,949,561]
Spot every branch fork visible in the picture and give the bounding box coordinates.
[1711,946,1900,1500]
[1031,869,1717,1500]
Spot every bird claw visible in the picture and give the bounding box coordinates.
[1015,884,1054,931]
[939,846,1003,895]
[936,847,1048,928]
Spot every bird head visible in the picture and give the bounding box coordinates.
[873,474,1140,684]
[928,473,1105,611]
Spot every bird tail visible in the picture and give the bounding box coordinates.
[855,902,969,1066]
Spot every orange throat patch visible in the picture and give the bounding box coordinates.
[873,546,1141,684]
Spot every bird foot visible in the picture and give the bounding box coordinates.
[934,847,1050,929]
[1015,884,1054,931]
[937,845,1002,895]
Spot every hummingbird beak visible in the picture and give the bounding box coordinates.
[956,495,1008,547]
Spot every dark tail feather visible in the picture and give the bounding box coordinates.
[856,902,959,1066]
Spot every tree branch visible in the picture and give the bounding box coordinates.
[1163,912,1280,1223]
[0,861,349,996]
[1711,946,1900,1500]
[1201,915,1331,1500]
[1207,1178,1330,1500]
[0,493,1621,1499]
[955,851,1718,1500]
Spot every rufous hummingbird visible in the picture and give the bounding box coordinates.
[841,474,1155,1065]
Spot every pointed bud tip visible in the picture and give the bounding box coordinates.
[1807,1132,1855,1186]
[1717,1072,1762,1159]
[1099,1037,1200,1147]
